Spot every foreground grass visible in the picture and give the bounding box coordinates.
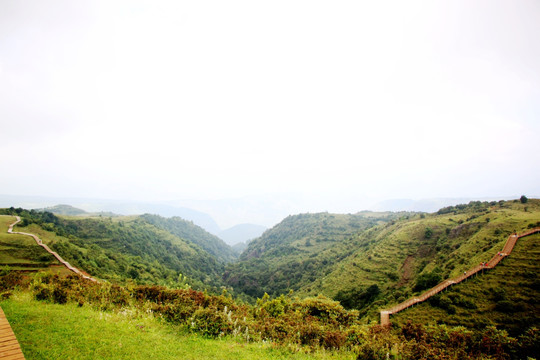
[1,292,355,360]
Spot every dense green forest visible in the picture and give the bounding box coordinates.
[225,200,540,324]
[140,214,237,263]
[223,211,411,298]
[0,208,227,290]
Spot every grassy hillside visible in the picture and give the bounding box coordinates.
[390,231,540,336]
[223,212,411,298]
[140,214,237,263]
[1,272,532,360]
[0,215,64,273]
[2,292,352,360]
[1,200,539,359]
[223,200,540,324]
[36,204,117,217]
[0,208,227,290]
[312,199,540,320]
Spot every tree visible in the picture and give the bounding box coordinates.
[520,195,528,204]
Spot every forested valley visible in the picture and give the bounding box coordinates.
[0,199,539,359]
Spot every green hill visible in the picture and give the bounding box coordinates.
[0,208,228,290]
[223,200,540,325]
[1,200,539,359]
[303,199,540,320]
[140,214,237,263]
[390,231,540,335]
[0,215,62,272]
[35,204,117,217]
[223,211,412,298]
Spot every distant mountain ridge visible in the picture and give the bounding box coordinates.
[218,224,267,246]
[0,194,222,235]
[36,204,116,217]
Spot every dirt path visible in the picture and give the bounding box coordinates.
[380,227,540,325]
[7,216,98,282]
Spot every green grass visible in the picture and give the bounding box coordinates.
[311,200,540,320]
[0,215,60,271]
[391,232,540,335]
[1,292,354,360]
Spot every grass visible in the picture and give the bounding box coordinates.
[311,200,540,320]
[0,215,60,271]
[1,292,356,360]
[390,232,540,335]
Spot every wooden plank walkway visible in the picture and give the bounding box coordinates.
[380,227,540,325]
[0,307,25,359]
[8,216,98,282]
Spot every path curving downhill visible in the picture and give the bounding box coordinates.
[380,227,540,326]
[7,216,98,282]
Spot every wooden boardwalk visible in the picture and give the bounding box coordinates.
[0,307,25,359]
[8,216,98,282]
[380,227,540,325]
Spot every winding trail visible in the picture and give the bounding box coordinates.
[7,216,98,282]
[380,227,540,326]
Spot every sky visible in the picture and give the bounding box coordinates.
[0,0,539,226]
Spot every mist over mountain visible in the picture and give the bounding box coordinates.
[218,224,267,246]
[0,194,221,235]
[369,196,535,213]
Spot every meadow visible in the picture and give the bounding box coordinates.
[2,292,353,360]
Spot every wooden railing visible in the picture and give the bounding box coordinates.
[380,227,540,325]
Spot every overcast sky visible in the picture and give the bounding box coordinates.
[1,1,539,216]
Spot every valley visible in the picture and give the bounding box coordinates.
[0,198,539,359]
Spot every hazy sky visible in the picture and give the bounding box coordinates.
[1,1,539,212]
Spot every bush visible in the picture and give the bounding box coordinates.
[0,271,24,290]
[413,269,442,292]
[52,287,68,304]
[495,300,515,313]
[190,307,233,337]
[322,330,347,349]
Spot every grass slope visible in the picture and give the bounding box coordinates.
[140,214,237,263]
[224,200,540,322]
[0,209,226,290]
[0,215,64,273]
[390,232,540,335]
[224,212,410,299]
[2,292,353,360]
[317,199,540,320]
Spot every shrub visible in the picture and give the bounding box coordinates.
[424,227,433,239]
[52,287,68,304]
[413,269,442,292]
[0,271,24,290]
[190,307,233,337]
[495,300,515,313]
[34,285,51,301]
[322,330,347,349]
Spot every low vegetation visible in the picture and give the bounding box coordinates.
[391,232,540,336]
[2,270,538,359]
[0,199,539,359]
[0,209,227,290]
[224,212,410,299]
